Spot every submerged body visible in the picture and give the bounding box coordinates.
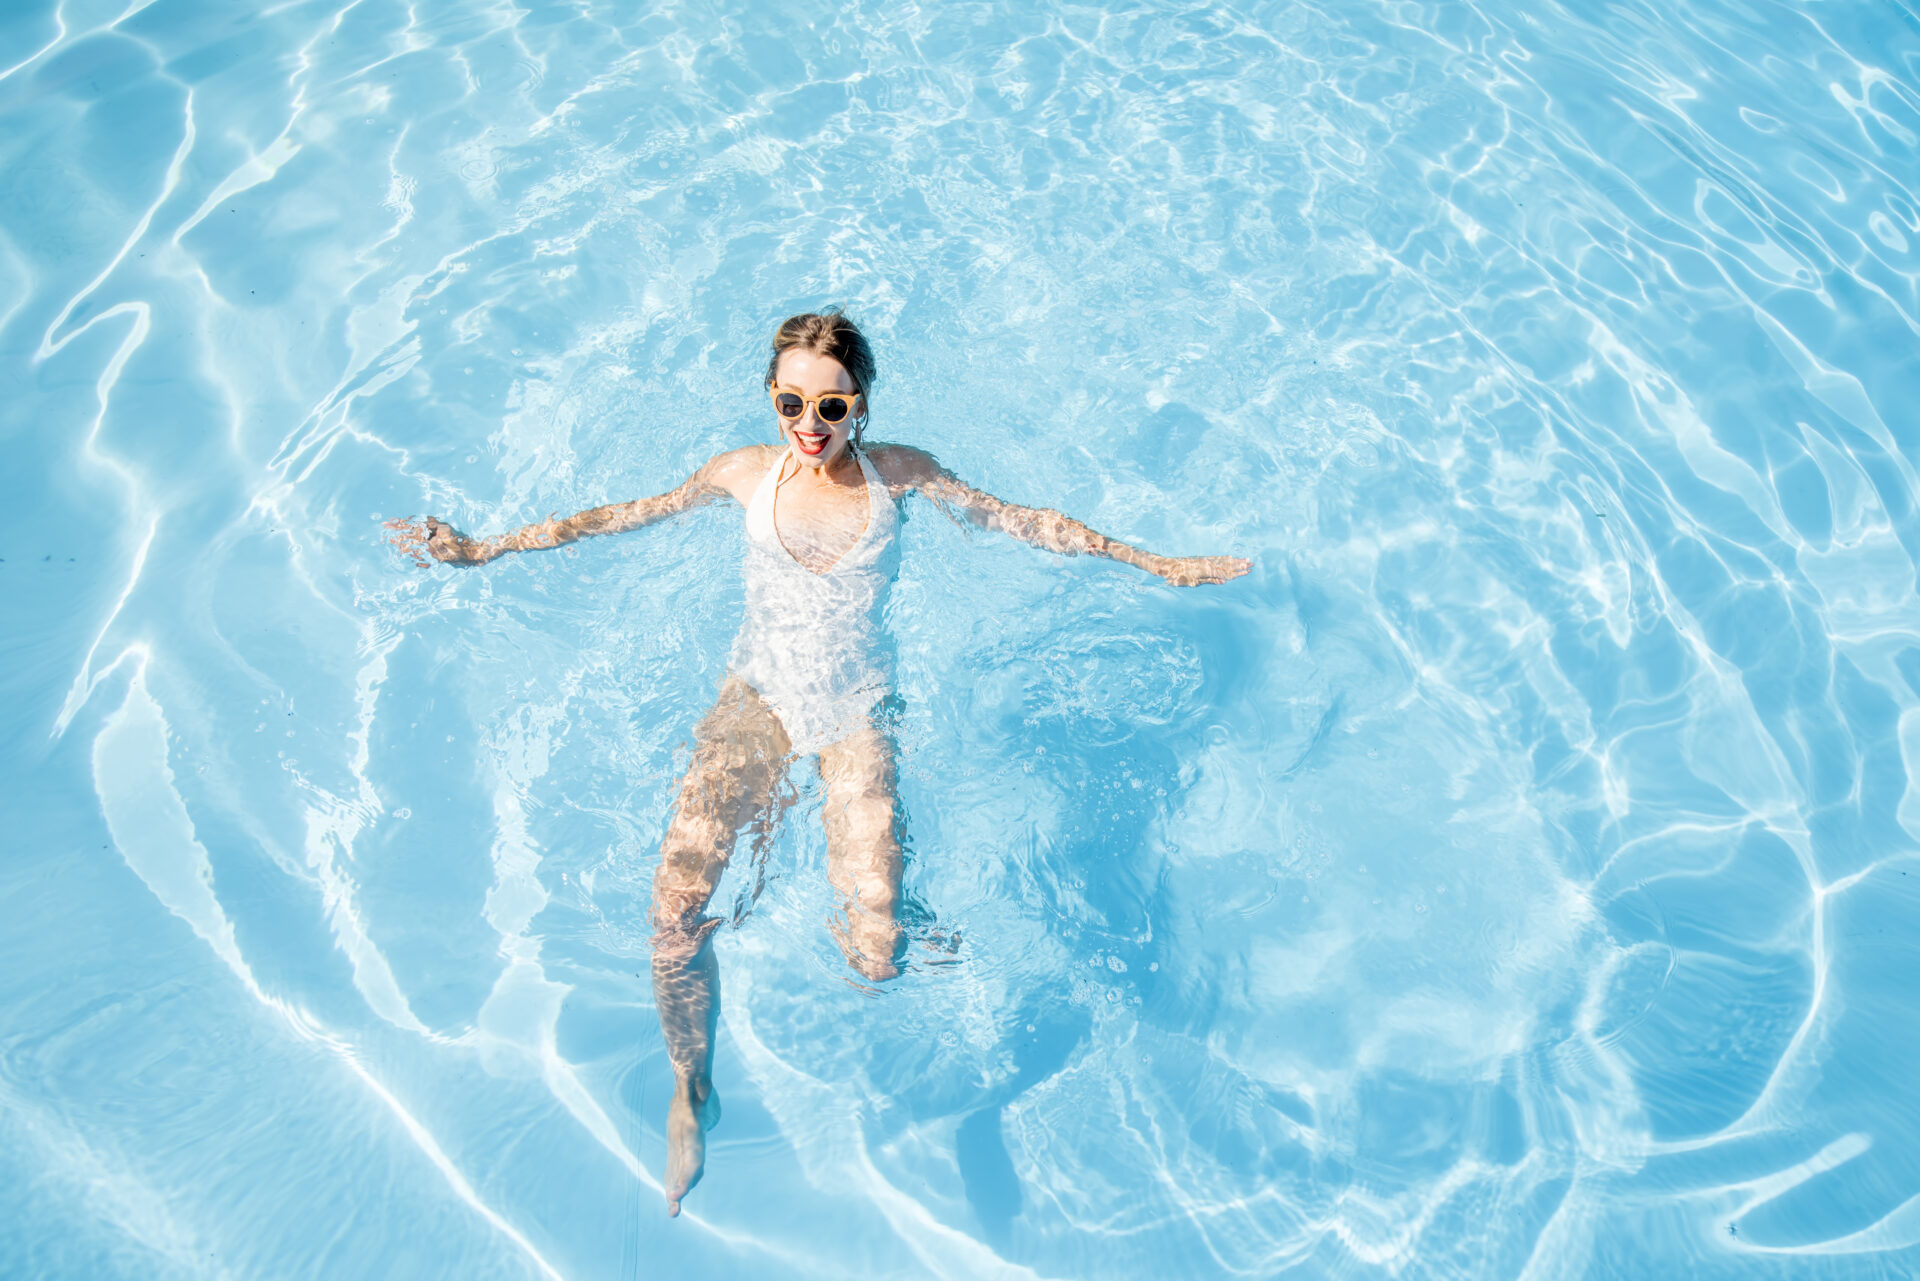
[387,317,1248,1217]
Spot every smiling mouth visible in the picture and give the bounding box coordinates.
[794,430,830,456]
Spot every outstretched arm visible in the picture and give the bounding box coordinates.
[877,446,1250,586]
[386,464,728,567]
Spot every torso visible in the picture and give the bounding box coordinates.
[769,453,875,574]
[727,445,902,754]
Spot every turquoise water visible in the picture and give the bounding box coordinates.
[6,0,1920,1276]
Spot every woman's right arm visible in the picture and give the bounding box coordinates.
[388,449,763,566]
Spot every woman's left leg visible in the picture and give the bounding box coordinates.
[818,725,906,982]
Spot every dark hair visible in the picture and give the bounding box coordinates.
[764,310,876,404]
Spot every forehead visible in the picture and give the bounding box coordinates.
[774,348,856,392]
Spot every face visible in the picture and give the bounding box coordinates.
[771,348,863,471]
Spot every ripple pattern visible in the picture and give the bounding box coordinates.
[4,0,1919,1278]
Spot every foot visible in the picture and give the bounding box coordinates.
[665,1077,720,1217]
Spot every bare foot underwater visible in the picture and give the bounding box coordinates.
[665,1075,721,1218]
[389,310,1249,1217]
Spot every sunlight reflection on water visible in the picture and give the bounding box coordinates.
[5,0,1920,1277]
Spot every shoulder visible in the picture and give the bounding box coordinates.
[697,444,780,501]
[865,443,944,488]
[703,442,781,476]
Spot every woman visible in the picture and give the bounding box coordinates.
[388,311,1249,1217]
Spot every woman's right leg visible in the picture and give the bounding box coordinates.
[650,676,790,1217]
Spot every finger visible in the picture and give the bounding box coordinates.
[383,531,428,564]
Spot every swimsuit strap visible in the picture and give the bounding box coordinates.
[854,449,882,522]
[745,448,787,545]
[842,448,896,562]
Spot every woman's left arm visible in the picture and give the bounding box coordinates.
[876,446,1250,587]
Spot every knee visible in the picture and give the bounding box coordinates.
[845,877,899,919]
[650,906,718,960]
[837,912,904,982]
[649,894,695,947]
[849,952,900,984]
[649,854,722,946]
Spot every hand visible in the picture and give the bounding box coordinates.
[383,516,490,567]
[1147,553,1251,586]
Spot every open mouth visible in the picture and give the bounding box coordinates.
[794,430,830,456]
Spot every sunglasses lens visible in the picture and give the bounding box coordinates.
[774,393,805,418]
[817,396,851,423]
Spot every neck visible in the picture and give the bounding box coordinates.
[785,446,861,487]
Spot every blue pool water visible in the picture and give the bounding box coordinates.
[6,0,1920,1276]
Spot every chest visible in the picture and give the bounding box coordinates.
[770,474,876,573]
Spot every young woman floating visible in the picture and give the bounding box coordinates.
[387,311,1248,1216]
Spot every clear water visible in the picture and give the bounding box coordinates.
[5,0,1919,1277]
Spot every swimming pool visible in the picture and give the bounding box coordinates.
[5,0,1919,1275]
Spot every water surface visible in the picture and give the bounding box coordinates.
[4,1,1920,1277]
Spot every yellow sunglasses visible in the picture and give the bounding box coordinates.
[769,386,861,425]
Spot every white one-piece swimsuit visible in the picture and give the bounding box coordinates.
[729,449,900,754]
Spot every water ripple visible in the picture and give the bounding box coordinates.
[4,0,1919,1276]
